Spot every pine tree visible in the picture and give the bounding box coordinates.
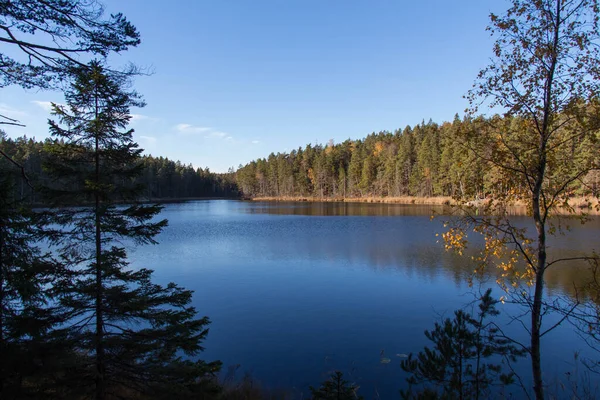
[0,0,139,91]
[310,371,363,400]
[400,289,523,400]
[44,61,220,399]
[0,131,63,398]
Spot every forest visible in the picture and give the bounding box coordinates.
[235,115,600,201]
[2,0,600,399]
[0,135,239,205]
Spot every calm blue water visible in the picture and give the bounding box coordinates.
[128,200,600,398]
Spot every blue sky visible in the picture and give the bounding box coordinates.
[1,0,504,172]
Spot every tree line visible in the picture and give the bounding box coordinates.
[235,115,600,201]
[0,135,238,205]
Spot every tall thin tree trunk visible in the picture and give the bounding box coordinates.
[531,181,547,400]
[475,311,484,400]
[530,3,560,398]
[94,94,105,400]
[458,337,464,400]
[0,223,4,394]
[531,165,547,400]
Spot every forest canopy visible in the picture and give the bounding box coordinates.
[0,134,238,205]
[235,115,600,201]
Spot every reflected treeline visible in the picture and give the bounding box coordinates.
[241,201,600,303]
[243,201,450,217]
[242,200,591,217]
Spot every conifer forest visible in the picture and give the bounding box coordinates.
[2,1,600,399]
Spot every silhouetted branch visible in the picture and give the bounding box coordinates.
[0,148,33,189]
[0,114,25,127]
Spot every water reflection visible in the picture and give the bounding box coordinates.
[130,200,600,398]
[243,200,449,216]
[242,201,600,300]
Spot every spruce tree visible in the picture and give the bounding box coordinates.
[0,0,140,90]
[310,371,363,400]
[44,61,220,399]
[0,131,64,398]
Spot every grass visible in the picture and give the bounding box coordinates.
[250,195,600,214]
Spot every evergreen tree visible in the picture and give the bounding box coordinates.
[359,156,374,196]
[44,61,220,399]
[0,0,140,91]
[348,143,364,197]
[0,131,65,398]
[310,371,363,400]
[233,114,598,202]
[400,289,523,400]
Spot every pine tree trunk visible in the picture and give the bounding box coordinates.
[475,312,484,400]
[95,193,104,400]
[0,223,3,341]
[94,96,105,400]
[0,223,4,394]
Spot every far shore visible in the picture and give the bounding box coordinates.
[251,195,454,205]
[143,196,238,204]
[28,196,240,209]
[249,195,600,213]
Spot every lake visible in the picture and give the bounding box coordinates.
[128,200,600,398]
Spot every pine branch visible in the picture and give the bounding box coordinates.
[0,149,33,189]
[0,114,25,127]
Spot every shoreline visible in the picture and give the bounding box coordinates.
[142,196,239,204]
[26,196,240,209]
[248,195,600,212]
[250,196,454,205]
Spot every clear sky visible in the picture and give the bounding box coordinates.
[1,0,505,172]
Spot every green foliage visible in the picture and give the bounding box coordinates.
[310,371,363,400]
[235,115,599,201]
[0,136,238,203]
[1,2,225,398]
[0,0,139,90]
[0,134,66,398]
[43,62,220,399]
[400,289,524,400]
